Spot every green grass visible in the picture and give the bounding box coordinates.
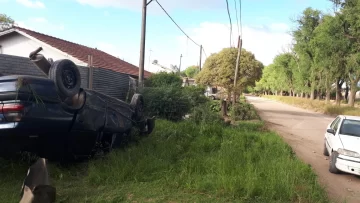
[263,95,360,116]
[0,120,329,203]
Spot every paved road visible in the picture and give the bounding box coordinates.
[247,96,360,203]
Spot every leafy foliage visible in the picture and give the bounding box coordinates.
[256,3,360,107]
[196,48,263,98]
[145,72,182,88]
[0,13,14,31]
[184,65,200,78]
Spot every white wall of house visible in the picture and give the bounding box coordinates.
[0,32,86,66]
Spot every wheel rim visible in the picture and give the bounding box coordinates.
[62,68,77,89]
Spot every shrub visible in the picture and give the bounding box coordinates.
[190,102,223,125]
[141,85,209,121]
[141,87,190,121]
[209,100,232,113]
[145,72,182,87]
[182,85,208,108]
[231,101,259,121]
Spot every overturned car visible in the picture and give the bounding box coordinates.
[0,47,155,161]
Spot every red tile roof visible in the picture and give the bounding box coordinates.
[13,26,151,78]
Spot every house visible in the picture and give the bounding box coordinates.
[0,26,151,101]
[182,77,196,87]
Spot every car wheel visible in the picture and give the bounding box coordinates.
[130,94,144,121]
[329,151,341,174]
[49,59,81,100]
[323,141,329,156]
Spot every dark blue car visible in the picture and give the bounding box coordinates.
[0,48,154,161]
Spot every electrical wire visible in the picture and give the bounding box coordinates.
[155,0,200,47]
[225,0,233,47]
[234,0,240,36]
[202,47,208,59]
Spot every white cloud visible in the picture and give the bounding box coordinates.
[76,0,223,11]
[144,22,292,72]
[16,0,45,9]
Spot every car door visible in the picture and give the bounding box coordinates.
[327,117,342,153]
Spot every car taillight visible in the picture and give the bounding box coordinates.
[2,103,24,122]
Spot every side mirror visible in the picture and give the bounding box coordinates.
[327,129,335,135]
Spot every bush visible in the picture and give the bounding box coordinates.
[209,100,232,113]
[190,102,224,125]
[145,72,182,87]
[141,87,190,121]
[231,101,259,121]
[141,85,209,121]
[182,86,208,108]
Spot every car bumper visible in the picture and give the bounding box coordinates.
[336,156,360,176]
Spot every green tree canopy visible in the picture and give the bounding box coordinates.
[196,47,263,98]
[0,14,14,31]
[184,65,200,78]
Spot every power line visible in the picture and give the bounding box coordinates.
[202,47,208,59]
[225,0,233,47]
[155,0,200,47]
[234,0,240,36]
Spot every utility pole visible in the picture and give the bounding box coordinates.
[138,0,153,88]
[233,35,242,106]
[179,54,183,73]
[199,45,202,71]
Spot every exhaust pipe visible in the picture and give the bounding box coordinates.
[29,47,51,76]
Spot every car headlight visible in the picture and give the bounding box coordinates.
[338,148,360,158]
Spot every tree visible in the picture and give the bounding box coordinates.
[312,14,350,104]
[184,65,200,78]
[196,47,263,100]
[292,8,323,100]
[0,14,14,31]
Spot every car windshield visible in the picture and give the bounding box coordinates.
[340,119,360,137]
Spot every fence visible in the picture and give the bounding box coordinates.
[0,54,137,101]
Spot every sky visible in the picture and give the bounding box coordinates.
[0,0,334,73]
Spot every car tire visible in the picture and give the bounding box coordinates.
[49,59,81,100]
[323,141,329,156]
[329,151,341,174]
[130,93,144,121]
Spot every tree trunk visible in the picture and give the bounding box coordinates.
[336,79,343,106]
[345,84,349,103]
[348,79,359,107]
[325,86,331,104]
[221,100,227,117]
[227,91,231,103]
[280,90,283,96]
[310,89,315,100]
[301,92,304,98]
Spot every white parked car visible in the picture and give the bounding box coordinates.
[324,115,360,175]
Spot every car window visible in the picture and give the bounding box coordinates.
[330,117,340,129]
[339,119,360,137]
[333,118,342,132]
